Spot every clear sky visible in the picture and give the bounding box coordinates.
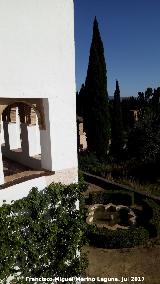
[74,0,160,97]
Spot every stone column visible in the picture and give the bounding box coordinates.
[8,109,21,150]
[3,121,10,150]
[27,123,41,157]
[40,98,78,184]
[0,117,5,145]
[35,116,41,155]
[40,99,52,170]
[15,107,21,149]
[20,123,29,157]
[3,107,21,150]
[0,132,4,185]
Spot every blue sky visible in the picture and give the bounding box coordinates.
[74,0,160,97]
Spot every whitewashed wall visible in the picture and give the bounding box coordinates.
[0,176,47,206]
[0,0,78,181]
[0,171,78,206]
[0,0,75,100]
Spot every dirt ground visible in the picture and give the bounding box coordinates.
[82,245,160,284]
[82,182,160,284]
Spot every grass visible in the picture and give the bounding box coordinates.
[79,153,160,197]
[112,177,160,197]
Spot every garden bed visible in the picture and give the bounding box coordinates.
[82,179,160,249]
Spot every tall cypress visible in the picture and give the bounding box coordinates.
[111,80,124,159]
[76,84,85,117]
[84,17,110,159]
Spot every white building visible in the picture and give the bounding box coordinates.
[0,0,78,204]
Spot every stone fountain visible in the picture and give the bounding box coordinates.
[86,203,136,230]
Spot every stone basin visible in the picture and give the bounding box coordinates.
[86,203,136,230]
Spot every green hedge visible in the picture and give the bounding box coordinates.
[86,198,160,248]
[88,190,133,206]
[86,224,149,249]
[0,183,87,283]
[144,199,160,237]
[79,153,127,178]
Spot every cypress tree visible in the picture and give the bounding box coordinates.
[76,84,85,117]
[111,80,124,159]
[84,17,110,159]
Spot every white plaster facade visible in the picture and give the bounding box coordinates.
[0,176,47,206]
[0,169,79,206]
[0,0,78,200]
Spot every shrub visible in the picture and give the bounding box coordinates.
[79,153,128,179]
[79,153,108,177]
[86,224,149,249]
[85,197,160,249]
[88,191,133,206]
[144,199,160,237]
[78,171,88,192]
[0,183,87,283]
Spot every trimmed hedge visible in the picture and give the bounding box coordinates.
[79,153,128,179]
[88,190,133,206]
[79,153,160,186]
[85,198,160,248]
[86,224,149,249]
[144,199,160,237]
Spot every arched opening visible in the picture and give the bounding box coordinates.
[0,101,44,185]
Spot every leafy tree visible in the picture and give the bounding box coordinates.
[83,17,110,159]
[137,91,145,105]
[137,88,153,108]
[127,112,160,164]
[111,80,124,159]
[151,87,160,115]
[137,88,153,119]
[121,96,138,131]
[145,88,153,103]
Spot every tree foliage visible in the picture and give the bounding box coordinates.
[127,86,160,164]
[0,183,87,283]
[76,84,85,117]
[83,17,110,159]
[127,111,160,163]
[111,80,124,159]
[121,96,138,130]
